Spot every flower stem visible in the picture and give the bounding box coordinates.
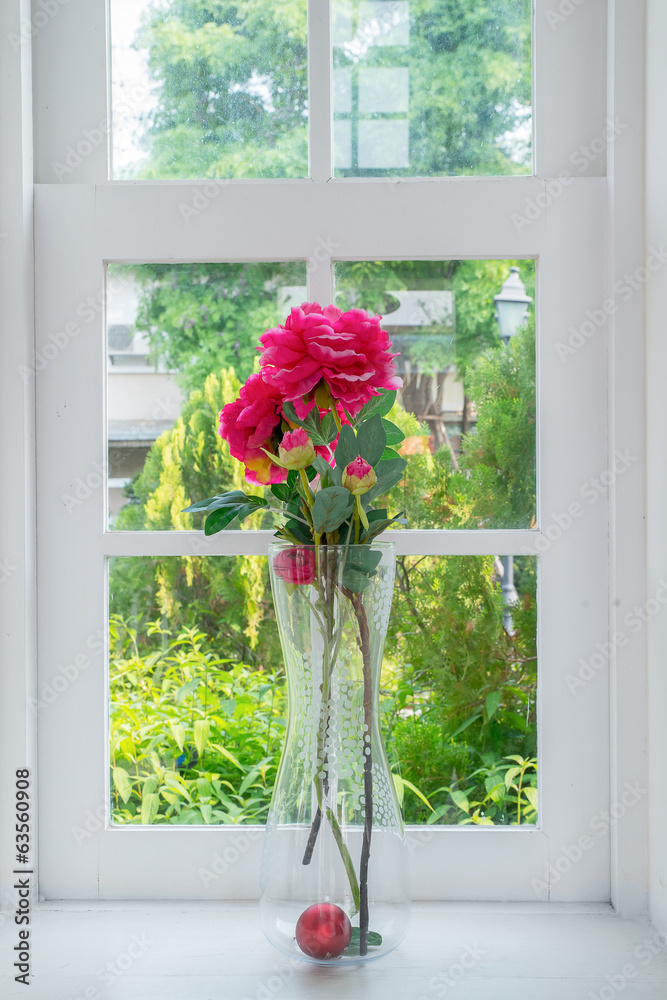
[349,591,373,957]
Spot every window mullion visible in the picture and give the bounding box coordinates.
[307,0,333,182]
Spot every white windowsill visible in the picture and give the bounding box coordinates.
[2,901,666,999]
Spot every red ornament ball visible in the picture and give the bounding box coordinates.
[295,903,352,959]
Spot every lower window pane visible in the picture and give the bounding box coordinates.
[109,553,537,826]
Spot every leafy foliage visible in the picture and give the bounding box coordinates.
[110,618,285,824]
[110,609,536,826]
[125,0,531,180]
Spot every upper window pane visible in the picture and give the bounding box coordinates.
[332,0,532,177]
[110,0,308,179]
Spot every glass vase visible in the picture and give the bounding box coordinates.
[260,541,410,966]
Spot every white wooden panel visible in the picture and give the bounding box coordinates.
[607,0,648,919]
[35,175,612,901]
[534,0,608,177]
[0,0,38,914]
[308,0,333,184]
[645,0,667,931]
[102,530,546,558]
[3,901,665,1000]
[32,0,109,184]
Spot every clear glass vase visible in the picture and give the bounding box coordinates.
[260,541,410,966]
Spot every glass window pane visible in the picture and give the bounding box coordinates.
[334,259,536,529]
[332,0,532,178]
[110,0,308,180]
[109,554,537,826]
[106,262,308,525]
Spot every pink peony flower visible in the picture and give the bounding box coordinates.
[342,456,377,495]
[259,302,402,418]
[277,427,316,470]
[218,373,287,486]
[273,547,317,586]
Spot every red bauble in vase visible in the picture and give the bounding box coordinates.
[295,903,352,960]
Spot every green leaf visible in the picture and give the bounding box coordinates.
[342,547,383,592]
[381,418,405,446]
[209,743,244,771]
[334,424,358,470]
[193,719,210,757]
[169,722,185,753]
[270,482,295,502]
[449,711,483,739]
[400,777,435,812]
[112,767,133,804]
[341,568,373,593]
[312,486,354,533]
[281,401,327,445]
[346,548,383,574]
[504,766,522,788]
[320,413,338,444]
[392,772,405,808]
[176,677,201,704]
[356,414,387,467]
[141,792,159,825]
[354,390,397,424]
[182,491,251,513]
[142,776,158,796]
[362,457,407,505]
[311,455,334,481]
[348,928,383,947]
[450,789,470,813]
[523,786,538,811]
[204,502,262,535]
[485,691,502,720]
[196,777,213,798]
[380,447,401,462]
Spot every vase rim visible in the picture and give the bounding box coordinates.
[268,540,395,552]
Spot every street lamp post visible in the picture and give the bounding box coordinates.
[494,267,532,631]
[494,266,532,346]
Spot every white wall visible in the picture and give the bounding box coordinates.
[646,0,667,933]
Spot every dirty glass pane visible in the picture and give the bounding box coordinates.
[334,259,536,529]
[109,554,537,826]
[110,0,308,179]
[332,0,532,177]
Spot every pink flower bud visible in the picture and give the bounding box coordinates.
[273,547,316,586]
[342,456,377,495]
[278,427,316,470]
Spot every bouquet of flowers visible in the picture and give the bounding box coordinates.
[184,302,411,962]
[184,301,408,550]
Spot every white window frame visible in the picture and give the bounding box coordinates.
[0,0,651,916]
